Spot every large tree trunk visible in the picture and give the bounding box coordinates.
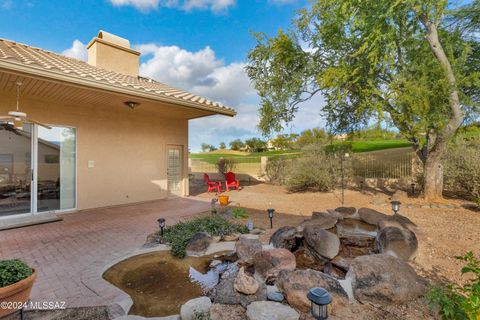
[422,144,445,201]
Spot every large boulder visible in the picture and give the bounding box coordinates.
[246,301,299,320]
[276,269,349,314]
[234,267,259,295]
[235,235,263,264]
[180,296,212,320]
[303,225,340,260]
[333,206,357,218]
[270,226,301,251]
[253,249,296,281]
[299,216,338,231]
[358,208,390,225]
[378,214,417,232]
[210,304,246,320]
[346,254,427,305]
[209,270,267,307]
[186,232,212,256]
[375,226,418,261]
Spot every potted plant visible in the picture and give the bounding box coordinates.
[0,259,36,317]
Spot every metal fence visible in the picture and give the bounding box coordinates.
[189,156,263,177]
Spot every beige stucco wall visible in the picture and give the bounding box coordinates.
[87,40,140,77]
[0,92,190,211]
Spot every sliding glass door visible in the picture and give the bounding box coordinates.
[0,123,76,218]
[0,124,32,217]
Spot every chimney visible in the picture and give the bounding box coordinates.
[86,31,140,77]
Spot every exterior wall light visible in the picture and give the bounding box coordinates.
[157,218,166,237]
[307,287,332,320]
[124,101,140,110]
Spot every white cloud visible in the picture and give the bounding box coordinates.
[108,0,235,13]
[62,40,88,61]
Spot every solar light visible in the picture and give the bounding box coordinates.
[157,218,166,237]
[411,183,416,195]
[267,208,275,229]
[359,180,364,190]
[391,201,401,215]
[211,198,218,215]
[307,287,332,320]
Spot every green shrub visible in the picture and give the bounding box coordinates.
[427,251,480,319]
[193,311,211,320]
[286,143,342,192]
[443,138,480,206]
[216,157,236,177]
[232,207,249,219]
[162,216,249,258]
[265,158,291,185]
[0,259,33,287]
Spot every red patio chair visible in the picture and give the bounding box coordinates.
[225,172,240,191]
[204,173,221,193]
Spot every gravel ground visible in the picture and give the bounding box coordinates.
[192,183,480,318]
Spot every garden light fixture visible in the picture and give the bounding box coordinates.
[267,208,275,229]
[411,183,416,195]
[307,287,332,320]
[157,218,166,237]
[391,201,401,215]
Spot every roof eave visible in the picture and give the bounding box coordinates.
[0,59,237,117]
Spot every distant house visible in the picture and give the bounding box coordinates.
[0,31,235,219]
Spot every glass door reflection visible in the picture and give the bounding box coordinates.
[0,123,32,217]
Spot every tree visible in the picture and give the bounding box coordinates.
[270,133,298,150]
[200,143,217,152]
[219,142,226,149]
[230,139,246,151]
[295,128,328,148]
[245,138,268,152]
[247,0,480,200]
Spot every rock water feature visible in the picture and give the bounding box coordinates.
[105,207,427,319]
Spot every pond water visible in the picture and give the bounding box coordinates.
[103,252,226,317]
[335,219,378,238]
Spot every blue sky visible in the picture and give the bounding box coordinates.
[0,0,326,151]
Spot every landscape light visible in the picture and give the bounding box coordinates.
[307,287,332,320]
[411,183,416,195]
[157,218,166,237]
[267,208,275,229]
[391,201,401,215]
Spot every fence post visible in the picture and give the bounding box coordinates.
[261,156,268,176]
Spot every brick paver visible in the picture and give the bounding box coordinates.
[0,197,210,310]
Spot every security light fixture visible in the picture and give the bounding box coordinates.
[267,208,275,229]
[124,101,140,110]
[307,287,332,320]
[391,201,401,215]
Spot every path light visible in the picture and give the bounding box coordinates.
[411,183,416,195]
[391,201,401,215]
[211,198,218,215]
[157,218,166,237]
[359,180,364,190]
[307,287,332,320]
[267,208,275,229]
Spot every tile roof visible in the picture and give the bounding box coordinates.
[0,38,236,116]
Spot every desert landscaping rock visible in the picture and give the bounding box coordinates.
[303,225,340,260]
[375,226,418,261]
[346,254,427,305]
[234,267,259,295]
[210,304,247,320]
[276,269,349,313]
[180,296,212,320]
[235,236,263,264]
[270,226,301,251]
[334,206,357,218]
[266,285,284,302]
[300,215,338,230]
[253,248,296,281]
[210,270,267,307]
[246,301,299,320]
[185,232,212,256]
[358,208,390,225]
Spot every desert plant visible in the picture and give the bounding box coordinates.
[216,157,236,177]
[427,251,480,319]
[265,157,291,185]
[232,207,249,219]
[443,138,480,206]
[0,259,33,287]
[193,311,211,320]
[162,216,248,258]
[286,143,341,192]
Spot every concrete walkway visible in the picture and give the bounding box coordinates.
[0,197,210,311]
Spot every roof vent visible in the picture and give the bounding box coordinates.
[86,30,140,77]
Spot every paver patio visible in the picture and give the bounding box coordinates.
[0,197,210,311]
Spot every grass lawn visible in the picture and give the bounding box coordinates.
[190,139,413,162]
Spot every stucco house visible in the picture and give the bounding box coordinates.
[0,31,235,221]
